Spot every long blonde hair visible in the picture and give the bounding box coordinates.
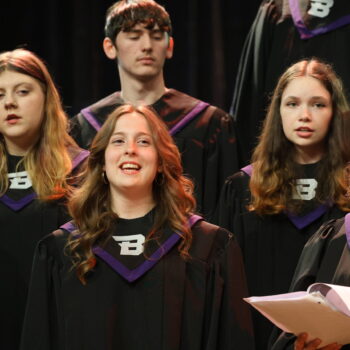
[249,58,350,214]
[0,49,80,200]
[67,104,196,284]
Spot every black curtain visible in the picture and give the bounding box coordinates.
[1,0,261,116]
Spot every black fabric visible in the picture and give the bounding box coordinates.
[70,88,239,219]
[269,216,350,349]
[20,219,254,350]
[214,168,346,350]
[232,0,350,165]
[0,149,86,350]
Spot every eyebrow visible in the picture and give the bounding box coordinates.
[0,82,33,90]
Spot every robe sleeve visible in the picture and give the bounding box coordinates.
[204,228,255,350]
[268,219,344,350]
[20,232,66,350]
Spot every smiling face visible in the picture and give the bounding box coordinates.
[104,23,173,83]
[280,76,333,163]
[0,70,45,155]
[104,111,160,202]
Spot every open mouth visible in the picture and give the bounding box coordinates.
[120,162,141,174]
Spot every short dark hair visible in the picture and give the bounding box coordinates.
[105,0,172,42]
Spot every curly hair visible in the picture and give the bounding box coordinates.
[0,48,79,200]
[67,104,196,284]
[249,58,350,214]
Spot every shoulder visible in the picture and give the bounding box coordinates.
[36,229,69,262]
[224,170,250,190]
[84,91,122,112]
[307,215,346,247]
[190,220,237,261]
[166,89,231,121]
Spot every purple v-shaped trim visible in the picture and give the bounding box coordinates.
[241,164,253,176]
[81,101,209,136]
[169,101,209,136]
[240,164,331,229]
[289,0,350,39]
[93,233,181,282]
[286,202,331,229]
[345,213,350,248]
[0,192,37,211]
[81,107,102,131]
[61,214,203,282]
[60,221,77,233]
[72,150,90,169]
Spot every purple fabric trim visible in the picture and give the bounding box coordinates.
[0,193,37,211]
[289,0,350,39]
[60,221,76,232]
[169,101,209,136]
[80,107,102,131]
[93,233,181,282]
[345,213,350,248]
[188,214,203,227]
[286,202,331,229]
[72,150,90,169]
[241,164,253,176]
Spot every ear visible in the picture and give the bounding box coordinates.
[166,37,174,59]
[103,37,118,60]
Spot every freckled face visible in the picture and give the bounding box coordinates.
[280,76,333,160]
[0,70,45,154]
[104,112,159,199]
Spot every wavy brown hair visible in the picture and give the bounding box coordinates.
[0,49,80,200]
[249,58,350,215]
[67,104,196,284]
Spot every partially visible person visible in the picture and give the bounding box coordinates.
[20,104,254,350]
[70,0,238,219]
[215,58,350,350]
[0,48,88,349]
[270,212,350,350]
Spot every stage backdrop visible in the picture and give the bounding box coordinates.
[0,0,261,116]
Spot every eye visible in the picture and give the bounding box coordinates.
[16,89,29,96]
[137,138,151,146]
[111,137,125,145]
[314,102,326,108]
[286,101,297,107]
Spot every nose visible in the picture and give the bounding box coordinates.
[4,94,17,110]
[141,34,152,52]
[125,141,137,155]
[299,106,311,122]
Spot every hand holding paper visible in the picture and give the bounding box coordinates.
[244,283,350,346]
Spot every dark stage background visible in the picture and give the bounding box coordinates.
[1,0,261,116]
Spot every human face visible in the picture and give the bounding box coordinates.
[104,112,159,201]
[0,70,45,155]
[280,76,333,163]
[107,23,173,82]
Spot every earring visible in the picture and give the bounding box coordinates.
[102,171,109,185]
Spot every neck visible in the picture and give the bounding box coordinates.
[5,138,35,156]
[111,190,155,219]
[119,72,167,106]
[294,145,325,164]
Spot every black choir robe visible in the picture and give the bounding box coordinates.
[20,217,254,350]
[214,166,346,350]
[270,213,350,349]
[70,89,239,218]
[0,147,88,350]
